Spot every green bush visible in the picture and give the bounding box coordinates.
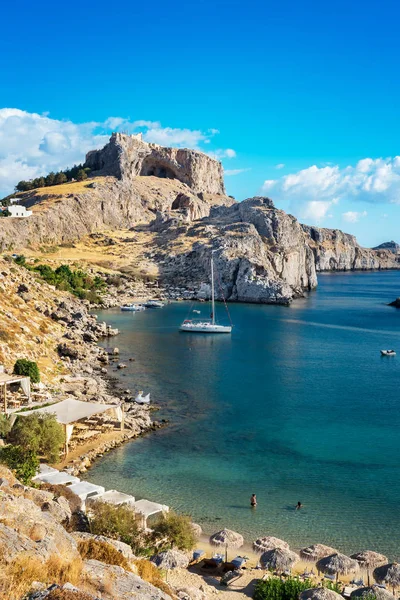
[88,501,144,554]
[254,577,314,600]
[0,414,11,438]
[13,258,106,304]
[8,413,65,463]
[0,445,39,484]
[151,511,196,551]
[13,358,40,383]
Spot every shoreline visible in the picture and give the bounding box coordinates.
[72,298,395,558]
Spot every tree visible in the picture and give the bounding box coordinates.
[45,172,56,186]
[54,172,67,185]
[8,413,65,463]
[15,180,33,192]
[76,169,88,182]
[88,502,144,554]
[0,445,39,484]
[35,177,46,188]
[151,511,196,551]
[13,358,40,383]
[0,209,10,217]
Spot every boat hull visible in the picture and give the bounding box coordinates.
[180,323,232,333]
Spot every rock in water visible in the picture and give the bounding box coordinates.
[389,298,400,307]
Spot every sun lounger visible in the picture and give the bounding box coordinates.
[324,574,336,581]
[350,579,364,586]
[343,586,356,598]
[231,556,247,569]
[192,550,205,562]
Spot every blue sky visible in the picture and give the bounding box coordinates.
[1,0,399,246]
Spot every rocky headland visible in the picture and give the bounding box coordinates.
[0,256,161,475]
[0,133,399,306]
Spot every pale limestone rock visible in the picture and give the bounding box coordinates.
[82,559,171,600]
[85,133,225,195]
[0,492,79,561]
[303,225,400,271]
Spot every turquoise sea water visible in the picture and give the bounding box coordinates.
[87,271,400,558]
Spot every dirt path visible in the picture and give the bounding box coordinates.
[54,430,126,470]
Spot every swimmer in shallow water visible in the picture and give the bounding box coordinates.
[296,501,302,510]
[251,494,257,507]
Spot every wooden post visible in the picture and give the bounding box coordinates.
[64,424,69,457]
[120,406,125,432]
[3,383,6,414]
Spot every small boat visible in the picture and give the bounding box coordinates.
[193,309,201,314]
[180,253,232,334]
[380,349,396,356]
[144,300,164,308]
[134,391,151,404]
[120,304,146,312]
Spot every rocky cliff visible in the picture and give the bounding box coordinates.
[302,226,400,271]
[151,197,317,304]
[1,134,399,305]
[372,240,400,253]
[0,175,234,251]
[85,132,226,195]
[0,467,172,600]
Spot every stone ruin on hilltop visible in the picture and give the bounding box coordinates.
[84,132,226,195]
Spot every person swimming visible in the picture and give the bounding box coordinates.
[295,501,302,510]
[250,494,257,507]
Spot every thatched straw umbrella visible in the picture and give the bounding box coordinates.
[373,563,400,594]
[300,544,338,563]
[316,553,359,582]
[260,547,299,573]
[209,528,244,562]
[350,585,395,600]
[300,587,343,600]
[351,551,388,586]
[151,549,189,569]
[253,536,289,553]
[191,523,202,538]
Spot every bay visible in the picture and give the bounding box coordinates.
[87,271,400,558]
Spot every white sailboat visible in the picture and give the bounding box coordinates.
[180,254,232,334]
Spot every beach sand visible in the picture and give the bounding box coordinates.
[165,536,358,600]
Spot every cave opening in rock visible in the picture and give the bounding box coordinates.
[140,159,178,180]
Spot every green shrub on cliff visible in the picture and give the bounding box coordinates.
[0,414,11,438]
[8,413,65,463]
[151,511,196,551]
[88,501,144,554]
[13,258,106,304]
[13,358,40,383]
[0,445,39,484]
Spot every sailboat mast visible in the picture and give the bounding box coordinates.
[211,254,215,325]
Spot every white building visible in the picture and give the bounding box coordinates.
[8,205,32,218]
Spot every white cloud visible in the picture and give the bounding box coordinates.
[224,168,251,176]
[209,148,237,160]
[275,163,285,169]
[143,126,208,148]
[342,210,368,223]
[0,108,230,196]
[262,157,400,224]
